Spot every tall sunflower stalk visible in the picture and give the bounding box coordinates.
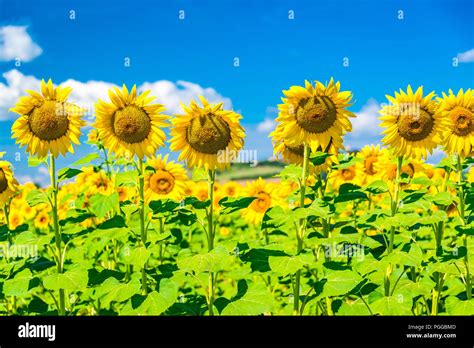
[293,143,309,315]
[270,79,355,315]
[48,155,66,315]
[169,96,245,316]
[93,85,168,295]
[10,80,85,315]
[137,158,148,294]
[384,155,403,297]
[206,169,217,315]
[457,156,471,300]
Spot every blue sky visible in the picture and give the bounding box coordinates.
[0,0,473,184]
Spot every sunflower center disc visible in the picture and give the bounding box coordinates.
[0,169,8,193]
[450,106,473,136]
[295,96,337,134]
[397,109,434,141]
[286,143,304,157]
[187,114,231,154]
[150,170,175,194]
[365,156,378,175]
[342,168,355,181]
[29,100,70,141]
[113,106,151,144]
[251,192,271,213]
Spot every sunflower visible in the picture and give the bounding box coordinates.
[380,85,448,159]
[170,96,245,170]
[182,180,195,198]
[328,164,364,190]
[8,209,24,230]
[0,161,19,207]
[117,186,135,202]
[437,89,474,157]
[94,85,168,159]
[271,123,342,171]
[10,79,85,158]
[375,157,422,183]
[87,129,99,143]
[144,155,188,202]
[222,181,242,197]
[21,203,37,221]
[241,178,277,225]
[274,78,354,153]
[34,211,51,230]
[356,145,389,182]
[87,171,114,196]
[193,181,209,201]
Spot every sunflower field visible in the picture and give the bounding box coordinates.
[0,79,473,317]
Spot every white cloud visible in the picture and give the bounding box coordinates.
[0,69,232,121]
[0,69,41,120]
[457,48,474,63]
[257,118,276,133]
[139,80,232,114]
[17,167,49,186]
[344,98,382,149]
[256,106,278,133]
[0,26,42,62]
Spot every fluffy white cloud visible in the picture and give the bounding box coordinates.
[344,98,382,149]
[457,48,474,63]
[0,26,42,62]
[0,69,232,121]
[139,80,232,114]
[256,106,278,133]
[257,118,276,133]
[16,166,49,186]
[0,69,41,120]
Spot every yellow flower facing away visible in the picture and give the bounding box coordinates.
[170,96,246,170]
[10,79,85,158]
[380,85,448,160]
[241,178,277,225]
[0,160,19,207]
[274,78,354,154]
[94,85,168,159]
[144,154,188,202]
[438,89,474,157]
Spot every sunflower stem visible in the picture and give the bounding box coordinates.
[434,166,451,255]
[317,171,333,315]
[456,155,471,300]
[206,169,216,316]
[101,146,112,178]
[3,204,10,244]
[388,156,403,254]
[293,143,310,315]
[138,158,148,295]
[49,154,66,316]
[385,156,403,297]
